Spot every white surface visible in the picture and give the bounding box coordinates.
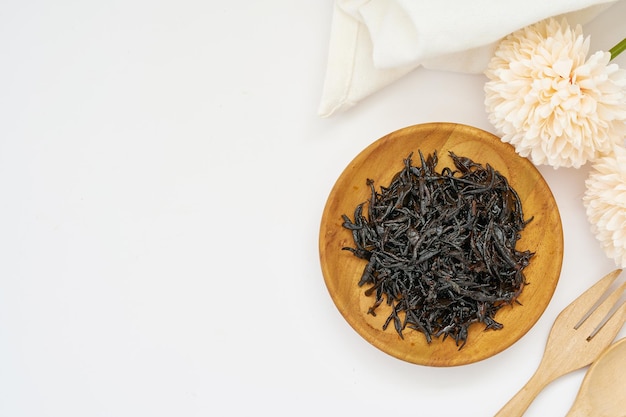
[1,1,625,416]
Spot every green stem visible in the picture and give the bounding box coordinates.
[609,37,626,60]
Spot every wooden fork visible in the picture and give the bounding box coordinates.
[494,269,626,417]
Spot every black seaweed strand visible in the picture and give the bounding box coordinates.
[341,151,534,349]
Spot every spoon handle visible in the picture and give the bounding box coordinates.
[494,367,553,417]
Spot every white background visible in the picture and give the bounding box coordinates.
[1,1,625,416]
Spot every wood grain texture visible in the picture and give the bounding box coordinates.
[319,123,563,366]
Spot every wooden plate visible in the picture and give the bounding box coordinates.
[319,123,563,366]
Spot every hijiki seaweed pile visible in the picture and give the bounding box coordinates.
[342,151,533,349]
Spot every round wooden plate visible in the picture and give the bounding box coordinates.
[319,123,563,366]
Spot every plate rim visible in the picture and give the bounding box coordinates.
[318,122,564,366]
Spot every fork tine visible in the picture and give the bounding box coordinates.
[578,280,626,333]
[572,269,622,329]
[587,299,626,340]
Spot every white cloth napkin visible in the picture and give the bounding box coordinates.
[319,0,618,117]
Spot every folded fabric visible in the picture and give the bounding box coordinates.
[319,0,618,117]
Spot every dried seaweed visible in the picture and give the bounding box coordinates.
[342,151,534,349]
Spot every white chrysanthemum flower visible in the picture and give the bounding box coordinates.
[583,144,626,268]
[485,18,626,168]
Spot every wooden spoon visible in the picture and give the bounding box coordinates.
[565,338,626,417]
